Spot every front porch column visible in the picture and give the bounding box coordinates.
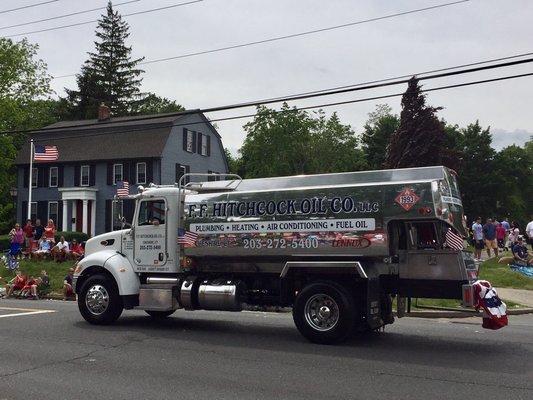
[90,200,96,237]
[82,200,88,234]
[72,200,77,231]
[62,201,68,232]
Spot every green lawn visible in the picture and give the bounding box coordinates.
[1,259,75,293]
[477,255,533,290]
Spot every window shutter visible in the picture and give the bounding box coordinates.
[74,165,80,187]
[107,163,113,185]
[89,164,96,186]
[44,167,50,187]
[175,163,181,183]
[197,133,203,154]
[105,200,112,232]
[37,167,45,187]
[146,160,153,184]
[23,167,29,188]
[129,162,136,184]
[186,165,191,184]
[123,199,135,223]
[37,201,47,224]
[122,161,130,183]
[183,128,188,151]
[58,166,64,187]
[207,135,211,156]
[21,202,28,222]
[192,132,197,153]
[57,201,63,231]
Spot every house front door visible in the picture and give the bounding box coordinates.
[76,200,83,232]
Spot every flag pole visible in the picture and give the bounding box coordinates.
[27,139,34,221]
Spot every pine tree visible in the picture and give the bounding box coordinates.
[384,77,455,169]
[65,1,144,118]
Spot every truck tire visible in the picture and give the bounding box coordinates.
[145,310,175,319]
[293,281,355,344]
[78,274,123,325]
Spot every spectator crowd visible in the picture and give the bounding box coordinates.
[1,218,84,301]
[7,219,84,262]
[471,216,533,266]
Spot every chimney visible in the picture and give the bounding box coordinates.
[98,103,111,121]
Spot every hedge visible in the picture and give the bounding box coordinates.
[0,231,90,251]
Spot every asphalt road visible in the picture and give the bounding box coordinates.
[1,299,532,400]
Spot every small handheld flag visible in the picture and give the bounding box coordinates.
[116,181,130,198]
[34,145,58,162]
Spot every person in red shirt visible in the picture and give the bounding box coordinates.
[496,223,507,251]
[44,219,56,243]
[23,219,34,249]
[6,270,27,298]
[70,239,84,260]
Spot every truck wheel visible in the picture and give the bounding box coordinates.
[293,281,355,344]
[145,310,175,319]
[78,274,123,325]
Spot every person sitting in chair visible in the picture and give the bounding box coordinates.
[511,236,533,266]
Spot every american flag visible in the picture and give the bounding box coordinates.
[178,228,198,247]
[116,181,130,198]
[445,228,464,250]
[34,145,58,161]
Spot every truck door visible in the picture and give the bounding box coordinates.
[134,199,167,268]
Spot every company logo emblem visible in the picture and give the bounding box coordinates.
[395,188,420,211]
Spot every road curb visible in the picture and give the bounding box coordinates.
[404,307,533,318]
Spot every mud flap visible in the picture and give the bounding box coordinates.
[366,278,383,329]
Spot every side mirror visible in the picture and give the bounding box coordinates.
[120,216,132,229]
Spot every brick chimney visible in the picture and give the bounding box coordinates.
[98,103,111,121]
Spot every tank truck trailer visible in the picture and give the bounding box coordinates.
[73,166,478,344]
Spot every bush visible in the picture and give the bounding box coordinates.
[54,231,90,243]
[0,234,10,251]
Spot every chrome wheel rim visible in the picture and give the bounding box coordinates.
[85,284,110,316]
[304,293,340,331]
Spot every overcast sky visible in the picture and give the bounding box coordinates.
[2,0,532,153]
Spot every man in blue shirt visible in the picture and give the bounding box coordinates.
[483,218,498,258]
[472,217,484,260]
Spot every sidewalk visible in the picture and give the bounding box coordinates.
[497,288,533,307]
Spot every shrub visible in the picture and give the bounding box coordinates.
[0,234,10,251]
[54,231,90,243]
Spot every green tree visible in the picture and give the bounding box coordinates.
[455,121,497,219]
[493,144,533,225]
[360,104,399,169]
[239,104,366,178]
[384,77,456,169]
[65,1,144,119]
[0,38,53,232]
[135,93,184,115]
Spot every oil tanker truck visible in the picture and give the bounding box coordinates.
[73,166,478,344]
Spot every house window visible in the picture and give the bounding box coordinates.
[30,202,37,221]
[200,134,208,156]
[207,170,219,181]
[113,164,123,185]
[186,130,194,153]
[48,201,58,225]
[49,167,58,187]
[136,162,146,184]
[31,168,38,188]
[81,165,90,186]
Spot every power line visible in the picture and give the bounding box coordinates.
[6,55,533,136]
[49,0,471,79]
[0,0,58,15]
[0,0,141,31]
[260,51,533,103]
[27,70,533,144]
[4,0,204,38]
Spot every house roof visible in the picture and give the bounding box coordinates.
[15,111,205,164]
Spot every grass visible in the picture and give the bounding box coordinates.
[415,297,522,309]
[1,259,75,293]
[477,254,533,290]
